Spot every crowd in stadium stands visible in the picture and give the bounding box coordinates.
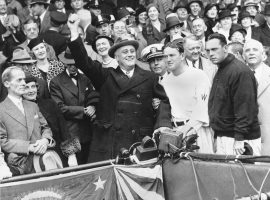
[1,0,270,177]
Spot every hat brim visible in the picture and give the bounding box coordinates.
[108,40,139,58]
[218,14,235,21]
[188,1,204,8]
[11,59,37,64]
[147,53,165,61]
[30,1,50,5]
[59,53,75,65]
[173,5,188,12]
[163,22,184,32]
[238,15,255,23]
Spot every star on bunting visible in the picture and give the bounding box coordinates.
[93,176,106,191]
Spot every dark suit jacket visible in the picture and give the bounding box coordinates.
[40,10,51,34]
[41,30,68,56]
[49,71,99,144]
[252,23,270,47]
[0,97,53,174]
[142,18,166,45]
[85,24,99,45]
[68,37,172,162]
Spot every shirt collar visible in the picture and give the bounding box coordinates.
[120,67,135,78]
[186,58,199,68]
[8,94,22,106]
[39,10,47,23]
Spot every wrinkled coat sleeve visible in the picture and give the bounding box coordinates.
[68,37,109,91]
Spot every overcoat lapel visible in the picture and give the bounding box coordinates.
[258,63,270,98]
[23,100,34,138]
[3,98,26,127]
[61,72,79,97]
[77,74,87,104]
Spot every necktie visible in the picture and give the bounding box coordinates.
[17,101,25,115]
[192,61,196,68]
[70,73,78,80]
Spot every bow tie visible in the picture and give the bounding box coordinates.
[70,73,78,79]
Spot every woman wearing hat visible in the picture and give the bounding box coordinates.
[28,37,65,86]
[229,24,247,43]
[204,3,219,35]
[92,35,118,68]
[23,76,81,167]
[174,0,192,33]
[227,3,240,24]
[142,3,166,45]
[238,10,255,40]
[135,5,147,33]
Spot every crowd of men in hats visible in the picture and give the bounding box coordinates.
[1,0,270,178]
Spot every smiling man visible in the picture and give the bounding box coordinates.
[67,14,172,163]
[206,33,261,156]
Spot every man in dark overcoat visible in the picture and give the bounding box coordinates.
[67,14,172,163]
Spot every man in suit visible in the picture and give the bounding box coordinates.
[30,0,51,34]
[252,5,270,47]
[0,0,25,57]
[19,18,57,60]
[67,14,172,163]
[50,48,99,164]
[0,66,54,175]
[42,11,68,56]
[243,39,270,155]
[183,34,217,83]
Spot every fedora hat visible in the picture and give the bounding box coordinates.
[59,47,75,65]
[92,35,114,53]
[264,4,270,16]
[238,10,254,23]
[229,24,247,41]
[33,150,63,172]
[226,3,241,11]
[173,0,189,12]
[218,9,235,21]
[163,16,184,32]
[243,0,259,8]
[30,0,50,6]
[108,37,139,58]
[11,48,36,63]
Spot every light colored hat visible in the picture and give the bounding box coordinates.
[33,150,63,172]
[11,48,36,64]
[141,43,165,62]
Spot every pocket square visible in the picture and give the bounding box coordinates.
[85,87,88,91]
[34,114,39,119]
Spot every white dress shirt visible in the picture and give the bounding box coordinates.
[8,94,25,115]
[120,67,134,78]
[66,69,78,86]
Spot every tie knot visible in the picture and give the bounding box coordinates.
[70,73,78,79]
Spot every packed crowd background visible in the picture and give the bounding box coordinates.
[0,0,270,177]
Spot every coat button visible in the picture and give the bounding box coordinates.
[131,130,136,134]
[137,94,140,99]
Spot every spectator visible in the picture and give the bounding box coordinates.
[226,41,245,62]
[252,4,270,47]
[28,37,65,86]
[243,0,265,27]
[238,10,255,41]
[23,76,81,167]
[94,14,112,37]
[203,3,219,35]
[0,66,61,175]
[92,35,118,68]
[186,0,204,27]
[174,0,192,33]
[183,35,217,82]
[18,18,57,61]
[243,39,270,156]
[41,11,68,56]
[206,33,261,155]
[192,18,210,51]
[30,0,51,34]
[70,0,84,13]
[142,4,166,45]
[134,5,147,33]
[228,24,246,43]
[67,14,171,162]
[50,48,99,164]
[226,3,240,24]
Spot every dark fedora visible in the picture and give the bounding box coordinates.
[264,4,270,16]
[58,47,75,65]
[163,16,184,32]
[173,0,189,12]
[92,35,114,53]
[217,9,235,21]
[238,11,254,23]
[30,0,50,6]
[229,24,247,41]
[108,37,139,58]
[226,3,241,11]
